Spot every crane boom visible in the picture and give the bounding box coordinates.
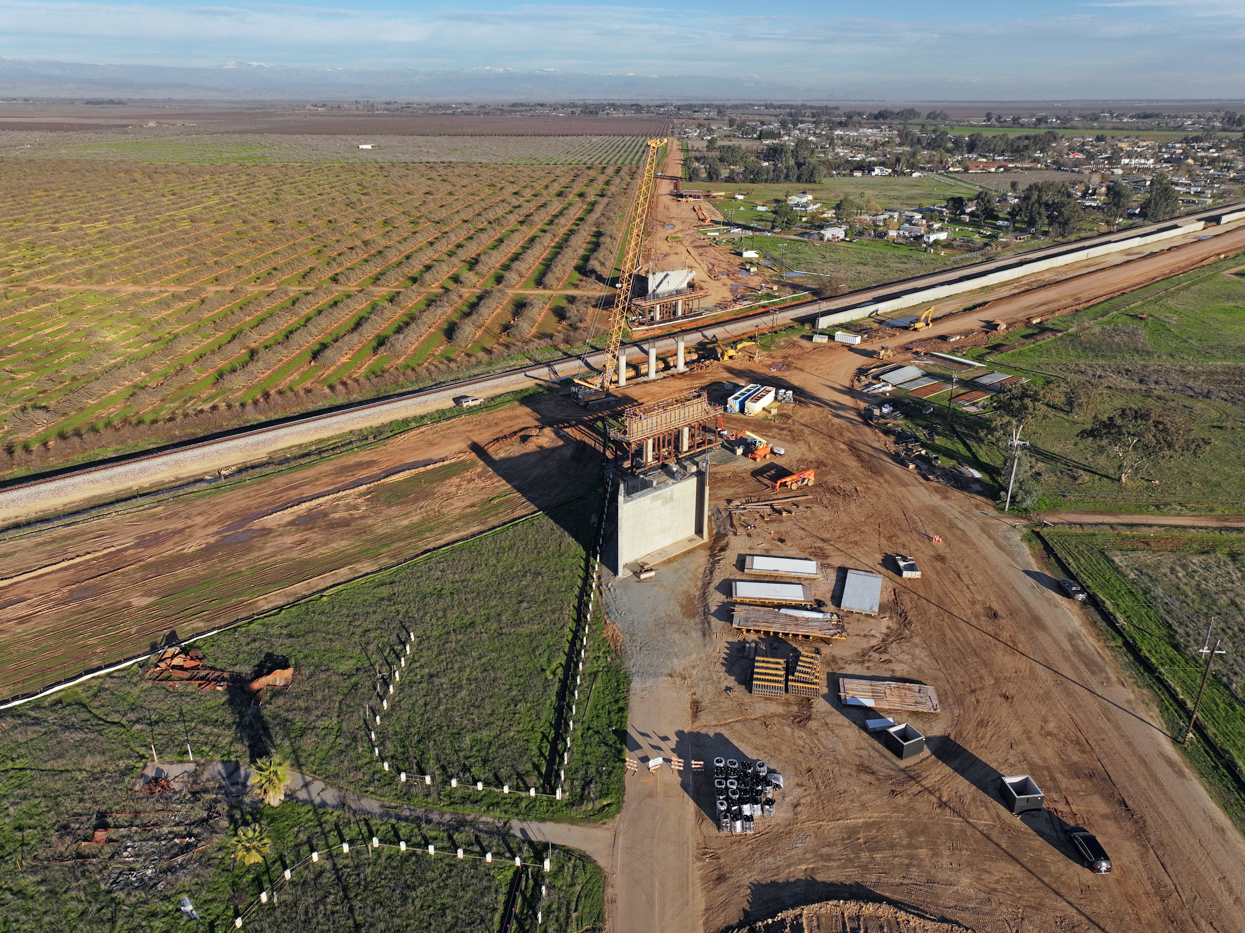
[598,137,666,393]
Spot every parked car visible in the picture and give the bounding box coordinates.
[1065,826,1112,873]
[1058,578,1088,601]
[453,395,483,409]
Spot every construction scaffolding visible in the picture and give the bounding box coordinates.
[629,282,708,327]
[606,389,719,471]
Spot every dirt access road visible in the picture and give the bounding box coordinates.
[594,342,1245,931]
[648,144,764,308]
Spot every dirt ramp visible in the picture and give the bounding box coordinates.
[727,900,974,933]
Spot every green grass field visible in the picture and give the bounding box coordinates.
[0,499,618,930]
[1040,527,1245,830]
[751,236,983,290]
[978,254,1245,512]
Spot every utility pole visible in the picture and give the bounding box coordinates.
[1183,623,1226,745]
[1003,424,1030,511]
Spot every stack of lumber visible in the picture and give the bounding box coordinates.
[751,656,788,697]
[732,607,845,641]
[837,677,939,713]
[789,651,823,698]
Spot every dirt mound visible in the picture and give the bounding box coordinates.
[725,899,974,933]
[485,426,562,455]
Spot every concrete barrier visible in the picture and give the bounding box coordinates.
[814,220,1206,330]
[1214,208,1245,225]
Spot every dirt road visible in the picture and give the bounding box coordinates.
[1040,511,1245,528]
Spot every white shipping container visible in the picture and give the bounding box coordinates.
[834,331,862,345]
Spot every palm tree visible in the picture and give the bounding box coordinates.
[250,756,290,807]
[230,823,271,866]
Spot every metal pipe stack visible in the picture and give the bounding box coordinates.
[711,756,782,833]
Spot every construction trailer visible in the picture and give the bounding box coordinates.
[731,580,814,607]
[788,650,823,698]
[726,384,763,413]
[1000,775,1045,815]
[834,331,862,345]
[751,656,788,697]
[838,677,941,713]
[840,569,884,615]
[606,389,719,472]
[743,555,820,578]
[882,723,927,760]
[731,606,845,641]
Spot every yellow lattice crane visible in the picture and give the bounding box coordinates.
[573,137,666,405]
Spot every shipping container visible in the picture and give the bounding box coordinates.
[744,555,820,578]
[726,383,762,414]
[834,331,862,345]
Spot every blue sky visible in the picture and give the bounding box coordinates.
[1,0,1243,98]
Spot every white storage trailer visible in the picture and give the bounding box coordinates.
[743,386,776,416]
[743,555,820,578]
[834,332,862,345]
[731,580,814,606]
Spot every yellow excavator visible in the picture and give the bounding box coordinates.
[909,307,935,331]
[572,137,667,406]
[710,338,757,362]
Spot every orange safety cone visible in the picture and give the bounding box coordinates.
[931,534,943,543]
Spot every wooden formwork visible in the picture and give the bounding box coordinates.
[751,656,787,697]
[732,607,845,641]
[838,677,940,713]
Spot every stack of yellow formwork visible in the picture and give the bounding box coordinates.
[751,656,787,697]
[788,651,823,698]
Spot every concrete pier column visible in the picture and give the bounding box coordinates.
[681,426,690,453]
[645,438,655,464]
[675,336,687,372]
[617,348,627,387]
[647,344,658,380]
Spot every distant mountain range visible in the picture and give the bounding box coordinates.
[0,58,818,101]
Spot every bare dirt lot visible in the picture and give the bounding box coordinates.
[594,337,1245,932]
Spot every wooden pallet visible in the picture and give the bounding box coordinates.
[837,677,939,713]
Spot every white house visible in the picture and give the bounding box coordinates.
[898,224,924,237]
[923,231,949,244]
[819,226,847,241]
[871,166,892,176]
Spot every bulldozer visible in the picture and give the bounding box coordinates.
[910,307,934,331]
[875,346,895,360]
